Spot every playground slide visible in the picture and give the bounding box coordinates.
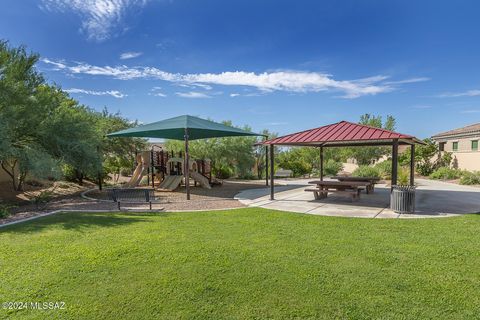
[159,175,183,191]
[190,171,212,189]
[125,163,144,187]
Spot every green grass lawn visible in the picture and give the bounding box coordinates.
[1,209,479,319]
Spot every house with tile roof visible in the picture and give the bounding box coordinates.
[432,123,480,171]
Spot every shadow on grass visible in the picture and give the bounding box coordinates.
[1,211,173,234]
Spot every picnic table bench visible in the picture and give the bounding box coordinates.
[331,176,379,194]
[305,180,371,201]
[107,188,159,210]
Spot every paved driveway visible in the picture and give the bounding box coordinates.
[235,179,480,218]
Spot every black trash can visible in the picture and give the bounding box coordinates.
[390,185,416,214]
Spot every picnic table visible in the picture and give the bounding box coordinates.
[305,180,371,201]
[331,176,379,194]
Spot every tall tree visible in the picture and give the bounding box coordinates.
[97,109,147,183]
[0,40,145,189]
[0,41,46,190]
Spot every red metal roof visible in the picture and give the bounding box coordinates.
[263,121,420,146]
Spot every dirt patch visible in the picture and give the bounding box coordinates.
[0,180,89,203]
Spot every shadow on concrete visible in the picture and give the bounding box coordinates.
[239,184,480,216]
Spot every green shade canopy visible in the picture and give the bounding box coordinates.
[107,115,265,140]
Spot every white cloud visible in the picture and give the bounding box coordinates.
[230,93,240,97]
[64,88,127,98]
[438,89,480,98]
[42,58,428,99]
[175,91,211,98]
[42,58,67,70]
[40,0,150,41]
[385,77,430,85]
[461,109,480,114]
[120,51,143,60]
[149,86,167,97]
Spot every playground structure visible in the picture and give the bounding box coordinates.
[125,152,150,187]
[126,145,213,191]
[108,115,266,200]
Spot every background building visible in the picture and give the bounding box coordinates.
[432,123,480,171]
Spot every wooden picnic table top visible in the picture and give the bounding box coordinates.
[308,180,371,188]
[332,176,380,182]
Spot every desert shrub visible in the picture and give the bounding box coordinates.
[429,167,463,180]
[416,161,436,177]
[374,161,392,179]
[324,160,343,176]
[213,165,234,179]
[278,158,311,177]
[312,160,343,177]
[438,152,453,168]
[0,203,15,218]
[28,188,56,210]
[62,164,80,182]
[237,171,257,180]
[352,166,381,178]
[459,171,480,185]
[120,168,132,177]
[398,167,410,185]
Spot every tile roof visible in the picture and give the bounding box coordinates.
[432,123,480,139]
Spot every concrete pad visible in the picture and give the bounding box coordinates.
[307,203,379,218]
[247,199,275,207]
[375,209,400,219]
[262,200,322,213]
[235,178,480,219]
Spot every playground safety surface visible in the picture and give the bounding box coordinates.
[1,180,268,225]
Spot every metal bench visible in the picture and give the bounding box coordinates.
[275,169,293,178]
[107,188,157,210]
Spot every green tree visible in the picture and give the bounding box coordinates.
[96,109,146,183]
[0,40,145,189]
[346,114,396,165]
[0,41,50,190]
[277,147,346,177]
[164,121,269,179]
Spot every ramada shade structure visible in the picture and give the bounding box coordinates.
[108,115,265,200]
[262,121,425,200]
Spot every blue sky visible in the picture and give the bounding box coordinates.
[1,0,480,138]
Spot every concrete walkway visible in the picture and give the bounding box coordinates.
[235,178,480,219]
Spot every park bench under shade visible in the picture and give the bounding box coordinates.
[260,120,425,202]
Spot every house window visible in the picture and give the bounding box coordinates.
[472,140,478,151]
[439,142,445,152]
[452,141,459,151]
